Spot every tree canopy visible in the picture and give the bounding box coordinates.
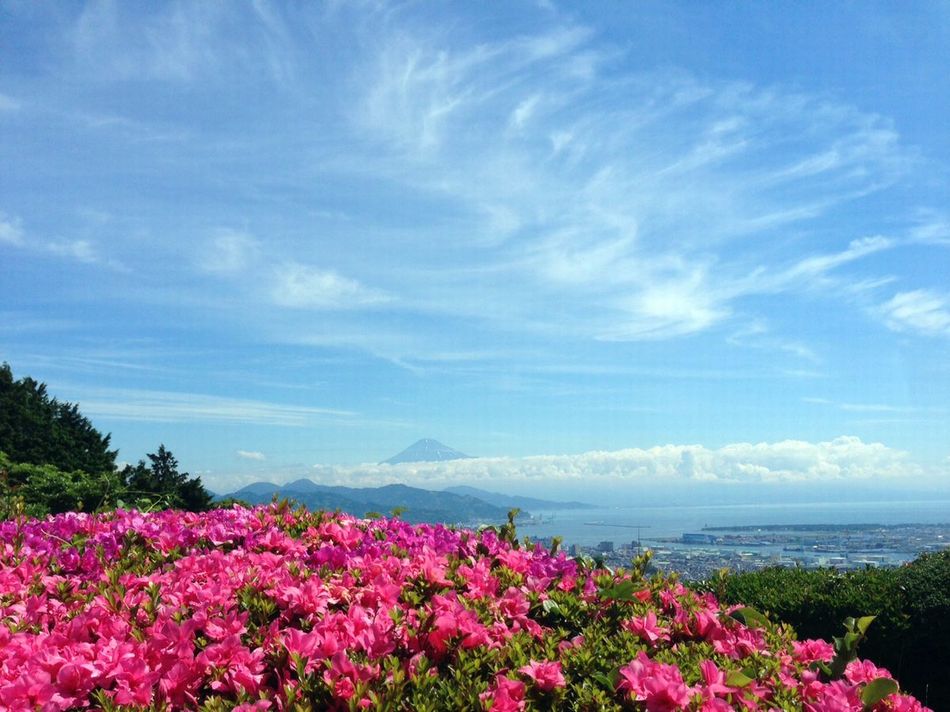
[122,444,214,512]
[0,363,117,474]
[0,363,213,515]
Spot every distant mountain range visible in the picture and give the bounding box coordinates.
[219,440,594,524]
[382,438,471,465]
[222,479,509,525]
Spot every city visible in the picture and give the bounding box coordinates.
[541,523,950,581]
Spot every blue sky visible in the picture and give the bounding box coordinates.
[1,1,949,496]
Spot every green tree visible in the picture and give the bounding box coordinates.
[122,444,213,511]
[0,363,117,473]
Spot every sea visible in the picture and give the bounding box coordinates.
[517,499,950,548]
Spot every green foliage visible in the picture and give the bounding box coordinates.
[0,362,117,473]
[212,497,252,509]
[695,551,950,709]
[0,451,124,516]
[861,677,899,708]
[121,444,214,512]
[0,364,214,515]
[827,615,876,680]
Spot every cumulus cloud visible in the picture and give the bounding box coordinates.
[879,290,950,336]
[236,450,266,461]
[292,436,919,489]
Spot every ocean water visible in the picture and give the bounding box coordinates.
[517,499,950,547]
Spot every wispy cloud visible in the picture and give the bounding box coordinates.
[72,1,225,82]
[879,290,950,337]
[4,8,929,360]
[236,450,266,461]
[803,397,909,413]
[728,321,820,363]
[0,213,24,246]
[198,229,261,275]
[0,212,127,270]
[328,17,915,348]
[0,92,20,112]
[46,238,99,263]
[70,386,356,426]
[271,262,389,310]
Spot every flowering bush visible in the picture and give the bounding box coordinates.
[0,504,931,711]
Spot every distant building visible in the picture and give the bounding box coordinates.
[597,540,614,553]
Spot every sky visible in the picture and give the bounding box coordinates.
[1,1,949,498]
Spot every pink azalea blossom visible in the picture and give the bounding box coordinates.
[480,674,526,711]
[518,660,565,691]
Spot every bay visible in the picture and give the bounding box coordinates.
[518,499,950,547]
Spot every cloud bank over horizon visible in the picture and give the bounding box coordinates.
[203,436,931,495]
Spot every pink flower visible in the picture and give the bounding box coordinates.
[624,610,670,646]
[844,658,892,684]
[480,675,526,711]
[886,693,930,712]
[519,660,565,692]
[698,660,733,699]
[793,638,835,664]
[618,652,694,711]
[234,702,272,712]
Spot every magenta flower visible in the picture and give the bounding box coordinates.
[0,505,931,712]
[480,674,526,711]
[618,652,695,711]
[624,610,671,646]
[518,660,566,691]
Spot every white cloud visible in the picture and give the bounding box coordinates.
[277,436,919,489]
[782,236,894,282]
[72,1,223,82]
[271,262,389,310]
[803,397,908,413]
[338,19,913,349]
[47,239,99,263]
[0,93,20,112]
[879,290,950,336]
[0,213,24,246]
[70,386,356,426]
[729,321,820,363]
[0,213,129,270]
[7,6,934,367]
[236,450,266,461]
[199,229,260,275]
[509,94,541,130]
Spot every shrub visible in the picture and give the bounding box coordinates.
[0,505,931,710]
[699,552,950,710]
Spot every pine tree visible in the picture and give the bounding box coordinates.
[123,444,213,511]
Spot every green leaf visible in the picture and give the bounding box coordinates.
[856,616,876,636]
[725,670,754,688]
[597,579,642,602]
[861,677,899,707]
[541,598,562,616]
[592,669,620,690]
[729,606,770,629]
